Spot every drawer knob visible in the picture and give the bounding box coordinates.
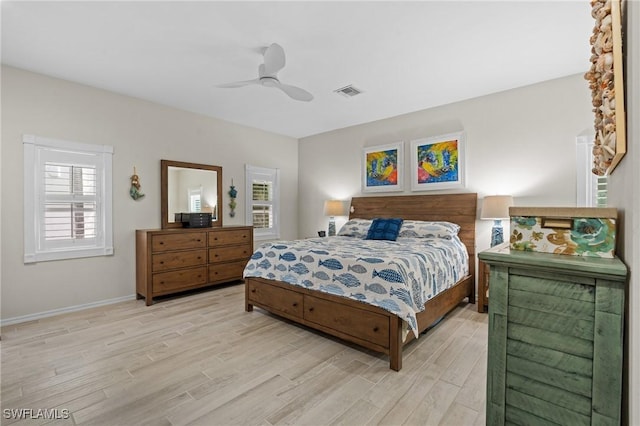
[292,302,298,307]
[251,289,256,293]
[160,261,164,264]
[309,307,314,312]
[373,327,379,332]
[159,242,164,245]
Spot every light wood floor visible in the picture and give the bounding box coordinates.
[1,283,488,426]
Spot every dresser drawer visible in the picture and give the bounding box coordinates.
[152,249,207,272]
[209,244,252,264]
[152,266,207,294]
[208,260,247,283]
[152,232,206,252]
[247,280,303,318]
[209,229,252,246]
[304,295,389,347]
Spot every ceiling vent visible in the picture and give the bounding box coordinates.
[334,85,363,98]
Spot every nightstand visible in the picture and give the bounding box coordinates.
[479,243,627,425]
[477,258,490,313]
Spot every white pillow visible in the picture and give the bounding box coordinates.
[398,220,460,239]
[337,218,372,239]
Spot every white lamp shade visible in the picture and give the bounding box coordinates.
[481,195,514,220]
[323,200,348,217]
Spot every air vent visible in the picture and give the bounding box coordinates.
[334,85,363,97]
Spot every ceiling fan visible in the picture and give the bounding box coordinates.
[217,43,313,102]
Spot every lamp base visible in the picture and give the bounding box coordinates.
[490,219,504,247]
[328,218,336,236]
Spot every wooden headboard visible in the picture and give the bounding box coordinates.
[349,193,478,261]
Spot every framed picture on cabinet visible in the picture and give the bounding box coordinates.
[362,142,403,193]
[410,132,465,191]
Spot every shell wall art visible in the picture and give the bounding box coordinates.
[585,0,627,175]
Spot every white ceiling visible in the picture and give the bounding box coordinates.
[1,1,594,139]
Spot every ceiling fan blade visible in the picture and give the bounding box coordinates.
[262,43,285,76]
[278,83,314,102]
[216,79,260,88]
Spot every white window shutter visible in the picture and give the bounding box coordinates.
[23,134,113,263]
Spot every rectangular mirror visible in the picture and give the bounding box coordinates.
[161,160,223,229]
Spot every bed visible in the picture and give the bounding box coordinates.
[244,193,477,371]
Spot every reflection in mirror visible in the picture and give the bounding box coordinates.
[167,167,218,223]
[161,160,223,229]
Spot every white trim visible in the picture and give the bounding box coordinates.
[245,165,280,241]
[576,135,594,207]
[23,133,113,154]
[0,294,136,326]
[23,134,113,263]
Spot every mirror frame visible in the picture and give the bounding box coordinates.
[161,159,223,229]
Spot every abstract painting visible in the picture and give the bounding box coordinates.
[410,132,465,191]
[362,142,403,192]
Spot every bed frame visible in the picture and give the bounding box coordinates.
[245,193,477,371]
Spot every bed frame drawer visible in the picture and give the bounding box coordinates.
[247,280,304,318]
[304,295,390,347]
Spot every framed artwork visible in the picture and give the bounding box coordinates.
[362,142,403,193]
[585,0,626,175]
[410,131,465,191]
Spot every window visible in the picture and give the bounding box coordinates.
[245,165,280,240]
[576,135,608,207]
[188,187,202,212]
[23,134,113,263]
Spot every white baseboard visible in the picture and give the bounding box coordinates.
[1,294,137,326]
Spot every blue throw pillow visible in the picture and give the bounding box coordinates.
[366,218,404,241]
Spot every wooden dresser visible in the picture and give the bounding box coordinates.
[479,244,627,425]
[136,226,253,305]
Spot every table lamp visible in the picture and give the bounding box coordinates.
[481,195,514,247]
[323,200,348,236]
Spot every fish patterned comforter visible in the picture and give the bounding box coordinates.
[243,236,469,337]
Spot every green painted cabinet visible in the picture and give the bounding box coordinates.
[479,244,627,426]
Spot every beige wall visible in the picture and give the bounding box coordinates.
[0,66,299,321]
[298,73,593,257]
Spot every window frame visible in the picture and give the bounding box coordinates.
[245,165,280,241]
[23,134,114,263]
[576,135,608,207]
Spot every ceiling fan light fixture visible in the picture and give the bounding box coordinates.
[217,43,313,102]
[260,77,279,87]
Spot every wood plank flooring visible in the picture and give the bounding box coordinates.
[1,283,488,425]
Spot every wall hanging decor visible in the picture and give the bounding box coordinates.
[410,131,465,191]
[585,0,626,175]
[129,166,145,200]
[228,179,238,217]
[362,142,403,193]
